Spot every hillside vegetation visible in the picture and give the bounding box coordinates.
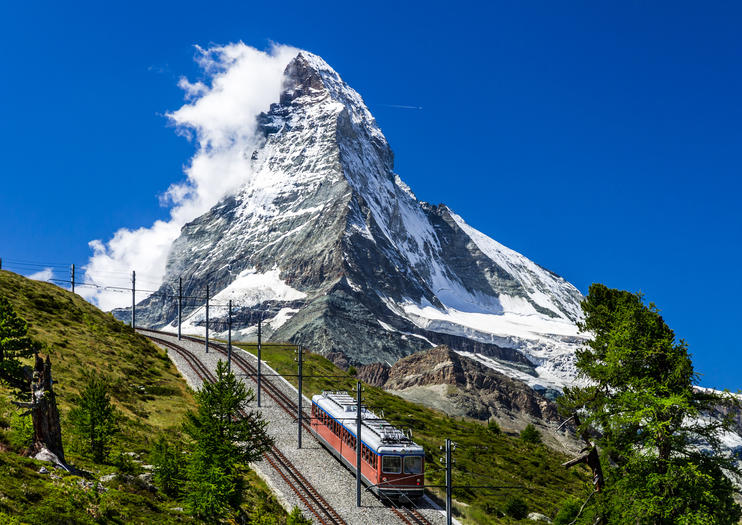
[230,341,590,524]
[0,271,287,523]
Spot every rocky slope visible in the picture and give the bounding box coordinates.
[121,51,586,390]
[358,346,579,451]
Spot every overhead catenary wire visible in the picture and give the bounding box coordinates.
[4,260,249,311]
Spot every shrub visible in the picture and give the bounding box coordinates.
[504,495,528,519]
[487,418,501,435]
[520,423,541,444]
[8,411,33,451]
[554,497,582,524]
[287,507,312,524]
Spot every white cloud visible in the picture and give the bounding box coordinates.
[27,268,54,282]
[82,42,299,311]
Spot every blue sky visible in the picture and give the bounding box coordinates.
[0,1,740,389]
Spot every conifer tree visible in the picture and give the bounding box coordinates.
[183,360,273,520]
[69,375,119,463]
[0,296,40,392]
[559,283,741,524]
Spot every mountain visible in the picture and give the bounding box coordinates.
[125,51,585,390]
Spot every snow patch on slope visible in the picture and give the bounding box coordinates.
[177,268,305,336]
[212,268,306,305]
[449,210,582,321]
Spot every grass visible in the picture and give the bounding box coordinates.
[0,270,290,523]
[228,340,591,524]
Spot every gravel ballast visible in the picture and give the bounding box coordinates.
[145,330,448,525]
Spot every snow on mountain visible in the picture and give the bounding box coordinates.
[123,50,586,390]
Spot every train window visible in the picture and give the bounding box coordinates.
[382,455,401,474]
[404,456,423,474]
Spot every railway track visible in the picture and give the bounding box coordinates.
[144,334,346,525]
[141,328,436,525]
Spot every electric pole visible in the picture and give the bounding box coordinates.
[70,264,75,294]
[257,315,262,407]
[356,380,362,507]
[131,270,136,328]
[177,277,182,340]
[205,284,209,353]
[446,438,452,525]
[227,299,232,374]
[297,345,303,448]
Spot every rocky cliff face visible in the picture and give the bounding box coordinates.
[358,346,580,451]
[376,346,561,423]
[121,51,586,390]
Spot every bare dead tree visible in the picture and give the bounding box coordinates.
[13,354,65,463]
[561,414,604,524]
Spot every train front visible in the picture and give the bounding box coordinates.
[376,442,426,499]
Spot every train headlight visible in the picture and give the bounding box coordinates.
[416,478,421,485]
[382,477,387,483]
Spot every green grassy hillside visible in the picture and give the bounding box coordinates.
[230,341,591,524]
[0,270,287,523]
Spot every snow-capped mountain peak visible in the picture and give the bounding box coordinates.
[127,51,586,391]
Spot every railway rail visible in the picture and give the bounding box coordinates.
[141,328,437,525]
[144,334,346,525]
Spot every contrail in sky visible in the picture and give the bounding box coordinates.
[379,104,423,110]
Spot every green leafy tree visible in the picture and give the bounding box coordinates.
[559,283,742,524]
[69,375,119,463]
[0,296,40,391]
[183,360,273,520]
[520,423,541,444]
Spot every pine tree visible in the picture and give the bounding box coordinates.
[183,360,273,520]
[0,295,40,392]
[559,283,741,524]
[151,435,184,497]
[520,423,541,444]
[68,375,119,463]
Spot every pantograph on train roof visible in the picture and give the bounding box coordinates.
[317,391,413,445]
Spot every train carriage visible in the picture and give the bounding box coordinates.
[310,391,425,499]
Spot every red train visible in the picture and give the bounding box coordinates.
[311,391,425,499]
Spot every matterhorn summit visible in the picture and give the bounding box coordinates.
[129,51,585,391]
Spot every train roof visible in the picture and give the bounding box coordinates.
[312,391,424,454]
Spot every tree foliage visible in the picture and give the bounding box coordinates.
[0,295,40,392]
[68,374,119,463]
[182,360,273,520]
[151,435,184,497]
[559,283,741,524]
[520,423,541,444]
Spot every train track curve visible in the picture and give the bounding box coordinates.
[145,334,347,525]
[141,329,437,525]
